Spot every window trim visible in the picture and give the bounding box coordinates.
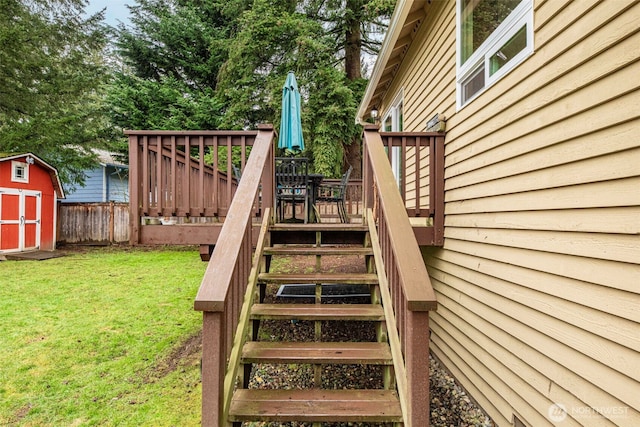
[11,161,29,183]
[382,100,403,133]
[382,91,404,186]
[456,0,534,109]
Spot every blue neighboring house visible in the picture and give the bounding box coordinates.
[62,149,129,203]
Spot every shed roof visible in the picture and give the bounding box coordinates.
[0,153,66,198]
[93,148,128,168]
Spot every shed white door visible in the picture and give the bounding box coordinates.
[0,188,41,253]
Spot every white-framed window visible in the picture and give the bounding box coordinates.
[456,0,534,108]
[382,92,403,185]
[11,161,29,183]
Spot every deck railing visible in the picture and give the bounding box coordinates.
[193,125,275,427]
[373,127,445,245]
[125,128,268,245]
[126,126,443,244]
[362,125,440,426]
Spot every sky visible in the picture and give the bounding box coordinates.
[85,0,132,26]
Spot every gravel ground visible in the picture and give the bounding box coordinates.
[244,255,494,427]
[429,356,494,427]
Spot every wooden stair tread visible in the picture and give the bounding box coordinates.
[265,246,373,256]
[229,389,402,422]
[251,303,385,321]
[242,341,392,364]
[258,272,378,285]
[270,223,368,232]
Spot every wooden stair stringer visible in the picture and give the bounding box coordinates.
[367,209,410,424]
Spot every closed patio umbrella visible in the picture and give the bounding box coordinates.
[278,71,305,152]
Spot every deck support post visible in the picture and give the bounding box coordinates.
[202,311,227,427]
[406,310,430,426]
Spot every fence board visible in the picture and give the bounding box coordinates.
[58,202,129,245]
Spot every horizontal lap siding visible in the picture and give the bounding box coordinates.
[392,0,640,426]
[107,166,129,202]
[404,147,430,210]
[63,168,104,203]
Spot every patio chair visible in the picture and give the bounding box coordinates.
[232,164,242,181]
[275,157,310,223]
[316,165,352,223]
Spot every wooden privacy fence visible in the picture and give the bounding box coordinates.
[57,202,129,245]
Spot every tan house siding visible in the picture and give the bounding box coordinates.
[384,0,457,212]
[376,0,640,426]
[404,145,431,212]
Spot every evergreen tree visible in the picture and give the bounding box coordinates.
[217,0,393,177]
[0,0,112,187]
[110,0,394,177]
[303,0,394,176]
[110,0,241,130]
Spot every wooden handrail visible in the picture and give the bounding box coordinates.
[125,130,260,136]
[363,126,438,310]
[362,125,438,427]
[222,207,271,421]
[193,125,275,427]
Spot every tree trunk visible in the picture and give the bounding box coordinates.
[344,0,363,178]
[345,0,362,81]
[344,135,362,178]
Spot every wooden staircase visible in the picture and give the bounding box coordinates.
[228,223,404,425]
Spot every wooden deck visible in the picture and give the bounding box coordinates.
[126,125,444,426]
[125,125,444,248]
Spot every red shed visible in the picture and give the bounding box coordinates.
[0,153,65,253]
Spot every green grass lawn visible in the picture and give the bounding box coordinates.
[0,246,207,426]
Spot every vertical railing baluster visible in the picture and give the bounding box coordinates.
[241,136,247,171]
[170,136,177,215]
[225,136,233,214]
[183,136,191,216]
[434,135,445,245]
[142,136,149,215]
[212,136,219,215]
[415,136,422,216]
[429,137,436,217]
[156,136,163,215]
[401,136,407,205]
[201,137,208,214]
